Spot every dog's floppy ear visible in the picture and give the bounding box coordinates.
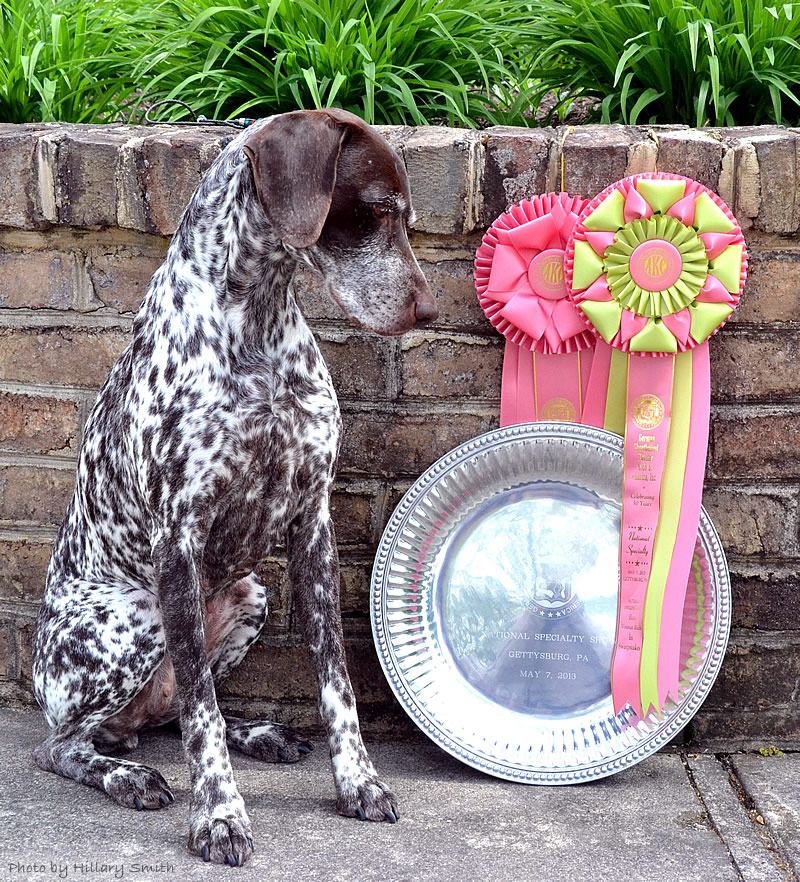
[243,110,350,249]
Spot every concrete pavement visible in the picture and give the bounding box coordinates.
[0,706,797,882]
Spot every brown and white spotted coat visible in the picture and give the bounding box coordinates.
[31,108,437,867]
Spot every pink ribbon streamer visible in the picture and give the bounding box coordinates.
[613,355,674,717]
[656,344,711,706]
[476,194,594,426]
[566,172,747,717]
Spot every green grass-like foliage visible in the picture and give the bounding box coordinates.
[2,0,798,127]
[132,0,539,127]
[529,0,800,125]
[0,0,139,123]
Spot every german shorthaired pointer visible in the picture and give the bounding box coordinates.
[32,108,437,867]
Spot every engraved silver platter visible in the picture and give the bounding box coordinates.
[371,422,730,784]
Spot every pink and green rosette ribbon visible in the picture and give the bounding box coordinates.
[475,193,593,426]
[565,172,747,718]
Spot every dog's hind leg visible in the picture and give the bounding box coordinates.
[205,575,314,763]
[32,581,174,809]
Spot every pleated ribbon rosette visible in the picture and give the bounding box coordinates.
[475,194,593,426]
[565,172,747,717]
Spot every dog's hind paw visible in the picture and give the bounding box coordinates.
[189,812,253,867]
[225,717,313,764]
[102,762,174,810]
[337,777,399,823]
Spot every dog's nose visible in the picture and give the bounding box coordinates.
[415,299,439,325]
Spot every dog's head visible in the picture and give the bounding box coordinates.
[243,108,437,336]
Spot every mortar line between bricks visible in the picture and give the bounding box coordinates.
[680,751,745,882]
[0,307,134,330]
[727,554,800,570]
[0,525,58,541]
[711,403,800,417]
[0,598,41,619]
[729,629,800,648]
[0,452,77,469]
[720,323,800,334]
[338,400,499,416]
[0,379,99,402]
[707,479,800,493]
[718,754,799,882]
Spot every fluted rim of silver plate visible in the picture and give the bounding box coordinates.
[370,421,731,784]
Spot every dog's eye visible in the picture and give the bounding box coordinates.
[370,204,393,218]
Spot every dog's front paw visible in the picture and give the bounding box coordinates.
[336,774,399,823]
[189,805,253,867]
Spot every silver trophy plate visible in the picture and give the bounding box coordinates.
[371,422,730,784]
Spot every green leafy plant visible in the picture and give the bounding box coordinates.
[130,0,541,127]
[527,0,800,126]
[0,0,140,123]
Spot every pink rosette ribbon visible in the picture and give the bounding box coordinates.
[564,173,747,719]
[475,193,594,426]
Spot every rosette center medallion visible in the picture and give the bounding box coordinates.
[604,216,708,318]
[528,248,569,301]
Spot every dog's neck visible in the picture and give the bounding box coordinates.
[165,139,316,363]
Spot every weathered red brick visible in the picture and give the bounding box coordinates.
[559,125,635,200]
[339,408,497,477]
[402,127,481,234]
[317,335,394,401]
[220,638,317,701]
[703,638,800,712]
[16,620,34,684]
[731,249,800,324]
[0,126,48,228]
[729,565,800,631]
[711,330,800,402]
[138,129,228,235]
[752,133,800,233]
[0,327,129,388]
[710,410,800,480]
[702,486,795,556]
[0,537,52,602]
[330,489,374,547]
[339,560,372,618]
[400,334,502,400]
[248,557,288,630]
[481,126,554,224]
[416,259,488,330]
[0,392,80,456]
[0,623,11,679]
[690,707,800,747]
[0,466,74,527]
[657,130,725,191]
[89,246,167,313]
[56,128,133,227]
[0,250,74,309]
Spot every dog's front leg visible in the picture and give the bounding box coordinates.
[154,535,254,865]
[289,505,399,823]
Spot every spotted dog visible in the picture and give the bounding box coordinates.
[32,108,437,867]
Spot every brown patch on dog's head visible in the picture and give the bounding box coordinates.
[243,110,437,335]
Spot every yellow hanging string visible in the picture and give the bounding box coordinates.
[647,128,660,173]
[560,126,575,192]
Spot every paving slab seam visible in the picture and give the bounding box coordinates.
[720,753,800,882]
[682,752,747,882]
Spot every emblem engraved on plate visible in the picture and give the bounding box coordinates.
[526,578,581,618]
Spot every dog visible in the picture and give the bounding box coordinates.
[31,108,437,867]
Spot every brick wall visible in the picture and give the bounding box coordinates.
[0,121,798,748]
